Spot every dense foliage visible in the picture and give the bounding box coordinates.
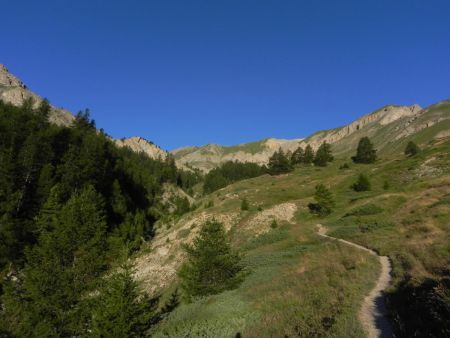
[90,264,163,338]
[178,220,242,300]
[0,100,187,336]
[267,148,292,175]
[203,161,266,193]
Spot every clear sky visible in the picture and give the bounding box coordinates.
[2,1,450,150]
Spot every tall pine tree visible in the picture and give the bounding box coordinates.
[178,220,242,299]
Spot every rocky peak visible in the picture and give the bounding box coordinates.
[0,64,74,126]
[0,64,26,88]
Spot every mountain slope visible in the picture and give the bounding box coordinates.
[173,102,450,171]
[137,136,450,337]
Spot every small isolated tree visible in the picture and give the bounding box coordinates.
[313,142,334,167]
[267,148,292,175]
[405,141,420,157]
[352,173,371,192]
[352,137,377,164]
[308,184,335,216]
[383,180,390,190]
[303,145,315,164]
[90,264,161,337]
[241,198,249,211]
[178,220,242,299]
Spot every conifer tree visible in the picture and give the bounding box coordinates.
[303,145,315,164]
[267,148,292,175]
[351,173,371,191]
[352,137,377,164]
[291,146,304,165]
[178,220,242,299]
[90,264,160,338]
[308,184,335,216]
[8,186,108,336]
[313,142,334,167]
[405,141,420,157]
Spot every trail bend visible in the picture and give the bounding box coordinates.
[316,224,393,338]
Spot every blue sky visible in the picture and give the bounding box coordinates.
[2,0,450,150]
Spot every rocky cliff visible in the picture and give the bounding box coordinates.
[0,64,74,126]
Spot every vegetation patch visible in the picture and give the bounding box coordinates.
[343,203,383,217]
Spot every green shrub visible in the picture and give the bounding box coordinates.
[351,173,371,192]
[344,204,383,217]
[404,141,420,157]
[241,198,249,211]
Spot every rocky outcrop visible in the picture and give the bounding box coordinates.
[299,105,422,150]
[114,136,168,160]
[0,64,74,126]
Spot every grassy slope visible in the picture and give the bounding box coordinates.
[150,134,450,337]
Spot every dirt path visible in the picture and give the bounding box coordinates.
[316,224,393,338]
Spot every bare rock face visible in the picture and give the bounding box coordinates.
[0,64,26,87]
[298,105,423,150]
[114,136,168,160]
[0,64,74,126]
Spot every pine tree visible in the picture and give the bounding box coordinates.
[291,146,304,165]
[303,145,315,164]
[351,173,371,191]
[178,220,242,299]
[352,137,377,164]
[313,142,334,167]
[308,184,335,216]
[405,141,420,157]
[90,264,160,338]
[268,148,292,175]
[35,184,62,234]
[111,179,128,218]
[9,186,108,336]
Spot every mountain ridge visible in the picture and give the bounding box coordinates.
[1,64,449,171]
